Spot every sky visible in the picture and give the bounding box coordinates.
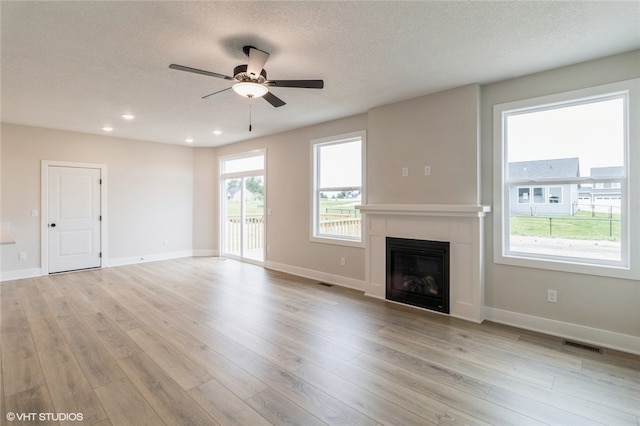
[506,96,625,177]
[319,139,362,188]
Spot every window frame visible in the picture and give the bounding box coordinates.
[310,131,366,247]
[493,79,639,280]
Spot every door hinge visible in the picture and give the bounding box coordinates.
[99,215,102,221]
[99,252,102,258]
[99,179,102,184]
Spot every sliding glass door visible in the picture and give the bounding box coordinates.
[220,152,265,264]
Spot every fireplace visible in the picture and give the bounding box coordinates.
[386,237,450,314]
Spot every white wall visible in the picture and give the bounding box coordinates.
[0,124,195,278]
[481,50,640,352]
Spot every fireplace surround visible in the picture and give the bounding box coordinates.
[357,204,490,323]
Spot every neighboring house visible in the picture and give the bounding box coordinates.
[578,166,624,213]
[508,157,579,216]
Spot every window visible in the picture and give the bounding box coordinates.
[518,187,530,203]
[548,187,562,204]
[311,131,365,245]
[494,79,639,279]
[533,187,545,203]
[220,151,265,263]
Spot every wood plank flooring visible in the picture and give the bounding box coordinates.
[1,257,639,425]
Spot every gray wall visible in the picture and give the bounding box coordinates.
[481,50,640,338]
[367,84,480,205]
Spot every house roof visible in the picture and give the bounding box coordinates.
[590,166,624,178]
[508,157,580,180]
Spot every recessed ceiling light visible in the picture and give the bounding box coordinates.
[185,138,194,144]
[102,126,113,132]
[213,130,222,136]
[121,113,135,120]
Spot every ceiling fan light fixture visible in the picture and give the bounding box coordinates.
[232,81,268,98]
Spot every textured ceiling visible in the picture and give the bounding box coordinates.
[1,1,639,147]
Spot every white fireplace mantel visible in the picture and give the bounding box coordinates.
[357,204,490,217]
[357,203,490,323]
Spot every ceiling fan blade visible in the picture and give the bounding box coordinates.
[169,64,234,80]
[246,47,270,80]
[266,79,324,89]
[263,91,286,108]
[201,87,232,99]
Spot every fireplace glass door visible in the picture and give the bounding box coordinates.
[386,237,450,314]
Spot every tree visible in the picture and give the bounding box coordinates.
[245,177,264,200]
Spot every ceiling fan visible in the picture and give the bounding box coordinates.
[169,45,324,108]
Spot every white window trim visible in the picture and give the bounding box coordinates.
[310,130,366,247]
[493,78,640,280]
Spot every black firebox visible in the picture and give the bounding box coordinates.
[386,237,450,314]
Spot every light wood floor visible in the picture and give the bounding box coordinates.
[1,257,639,426]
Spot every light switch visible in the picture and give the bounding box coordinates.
[31,209,39,217]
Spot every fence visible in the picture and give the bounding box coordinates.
[511,215,620,239]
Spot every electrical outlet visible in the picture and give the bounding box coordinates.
[547,290,557,303]
[163,239,169,246]
[424,165,431,176]
[19,252,27,261]
[402,167,409,177]
[340,257,346,266]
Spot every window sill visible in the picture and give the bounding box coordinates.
[495,251,638,281]
[310,235,365,248]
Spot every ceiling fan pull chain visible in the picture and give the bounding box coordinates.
[249,96,253,132]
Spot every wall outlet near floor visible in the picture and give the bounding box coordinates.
[547,289,557,303]
[340,257,346,266]
[163,239,169,246]
[424,165,432,176]
[19,252,27,261]
[402,167,409,177]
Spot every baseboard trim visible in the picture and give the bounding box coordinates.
[0,267,43,282]
[104,250,194,268]
[264,261,365,292]
[193,249,218,257]
[484,307,640,356]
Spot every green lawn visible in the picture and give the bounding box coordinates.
[319,199,361,217]
[511,211,620,240]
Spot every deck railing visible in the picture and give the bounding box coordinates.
[225,215,264,253]
[318,217,361,238]
[225,215,362,252]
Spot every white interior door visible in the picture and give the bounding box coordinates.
[48,166,102,273]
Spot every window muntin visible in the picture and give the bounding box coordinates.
[311,132,365,245]
[494,80,639,279]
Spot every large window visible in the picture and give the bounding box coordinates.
[494,79,639,279]
[311,131,365,245]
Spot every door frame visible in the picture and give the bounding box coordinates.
[41,160,107,275]
[219,150,266,265]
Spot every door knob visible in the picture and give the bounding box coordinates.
[49,223,56,228]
